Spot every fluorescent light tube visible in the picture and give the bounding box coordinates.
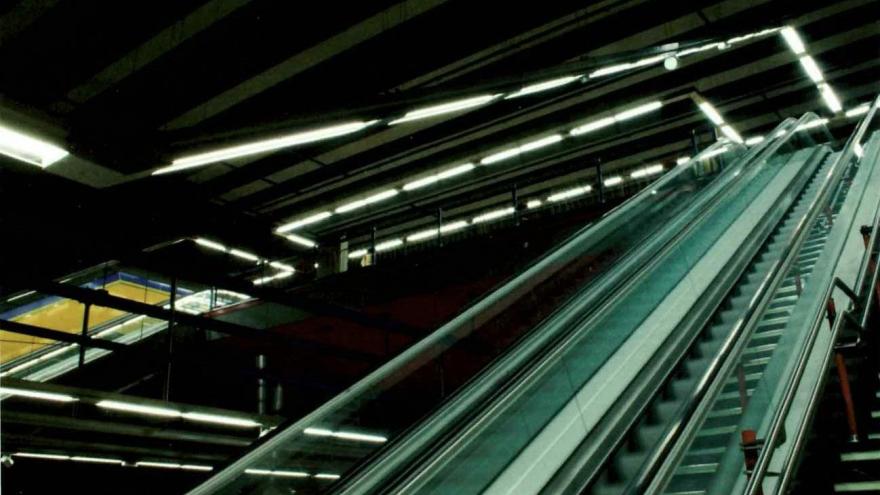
[0,387,77,403]
[436,162,475,179]
[97,400,181,418]
[269,260,296,272]
[745,135,765,146]
[156,121,377,174]
[252,271,293,285]
[854,143,864,158]
[389,95,499,125]
[720,125,743,143]
[505,76,581,99]
[335,189,399,213]
[195,238,227,252]
[780,27,806,54]
[245,468,310,478]
[796,118,829,131]
[6,290,36,302]
[799,56,823,83]
[276,211,332,234]
[481,134,563,165]
[0,123,68,168]
[403,175,439,191]
[285,234,316,248]
[570,116,615,136]
[547,185,592,202]
[407,228,439,242]
[472,207,515,224]
[526,199,542,208]
[71,456,124,465]
[603,176,623,187]
[845,104,870,118]
[819,83,842,113]
[614,101,663,121]
[315,473,342,480]
[439,220,468,233]
[14,453,71,462]
[331,431,388,443]
[630,164,664,179]
[347,249,368,259]
[698,102,725,125]
[375,239,403,252]
[676,156,691,165]
[700,146,730,160]
[181,412,261,428]
[229,249,260,263]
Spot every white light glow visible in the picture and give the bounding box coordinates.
[796,118,829,131]
[506,76,581,99]
[156,121,377,174]
[0,387,77,403]
[440,220,469,233]
[389,95,499,125]
[195,238,227,252]
[315,473,342,480]
[614,101,663,121]
[630,164,664,179]
[181,412,261,428]
[304,426,387,443]
[276,211,332,234]
[70,456,125,465]
[245,468,310,478]
[136,461,213,471]
[6,290,36,303]
[780,27,806,55]
[252,271,293,285]
[676,42,725,57]
[407,228,439,242]
[745,135,765,146]
[720,125,743,143]
[676,156,691,165]
[547,185,592,202]
[603,176,624,187]
[845,104,870,118]
[269,260,296,272]
[403,163,475,191]
[0,123,68,168]
[854,143,864,158]
[799,56,824,83]
[335,189,399,213]
[569,116,615,136]
[589,54,667,78]
[527,199,543,208]
[436,162,475,179]
[698,102,725,125]
[375,238,404,252]
[229,249,260,263]
[700,146,730,160]
[481,134,563,165]
[285,234,317,248]
[819,83,842,113]
[403,175,439,191]
[472,207,515,224]
[97,400,181,418]
[14,453,70,461]
[348,249,368,259]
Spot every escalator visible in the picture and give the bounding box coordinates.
[186,111,876,495]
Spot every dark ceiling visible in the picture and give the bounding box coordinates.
[0,0,878,292]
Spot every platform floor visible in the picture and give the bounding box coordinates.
[0,280,168,364]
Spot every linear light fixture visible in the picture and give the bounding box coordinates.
[630,164,664,179]
[181,412,261,428]
[276,211,333,234]
[252,271,294,285]
[245,468,310,478]
[603,176,624,187]
[799,56,823,83]
[269,260,296,272]
[569,116,615,136]
[698,102,724,125]
[401,161,475,191]
[6,290,36,303]
[229,248,260,263]
[547,185,592,202]
[744,135,765,146]
[0,123,68,168]
[195,238,227,252]
[70,456,125,465]
[348,248,368,259]
[285,234,317,248]
[13,453,70,461]
[720,125,744,143]
[0,387,78,403]
[335,189,399,213]
[780,27,806,54]
[527,199,543,208]
[481,134,563,165]
[796,118,829,131]
[389,95,499,125]
[699,145,731,160]
[854,142,864,158]
[505,76,581,99]
[472,207,515,224]
[819,84,842,113]
[845,104,870,118]
[589,54,667,78]
[303,427,388,443]
[676,156,691,165]
[375,238,404,252]
[97,400,180,418]
[614,101,664,121]
[315,473,342,480]
[136,461,213,471]
[156,121,378,174]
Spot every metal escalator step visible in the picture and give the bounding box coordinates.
[707,406,742,419]
[677,463,718,475]
[741,355,771,368]
[696,424,738,437]
[655,401,681,424]
[762,306,791,320]
[769,295,799,308]
[755,316,789,332]
[834,481,880,492]
[637,424,666,450]
[741,343,776,357]
[665,491,707,495]
[749,329,783,344]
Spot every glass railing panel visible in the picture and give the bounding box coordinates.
[189,137,766,494]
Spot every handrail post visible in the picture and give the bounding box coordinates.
[741,429,764,495]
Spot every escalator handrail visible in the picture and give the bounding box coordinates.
[641,111,854,493]
[744,94,880,495]
[343,120,802,494]
[188,139,752,494]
